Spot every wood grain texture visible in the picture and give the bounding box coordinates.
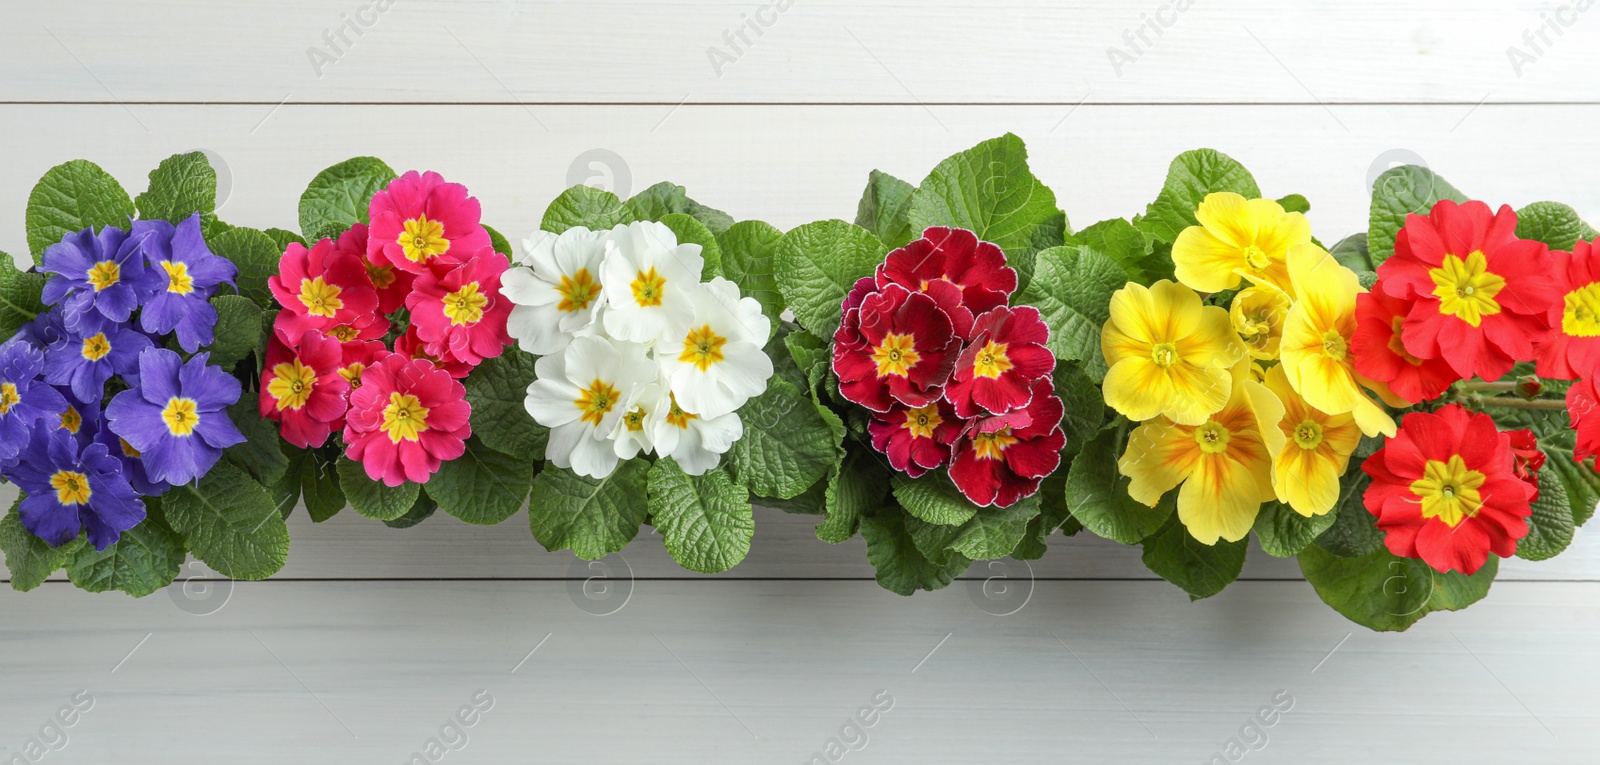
[3,1,1597,104]
[1,580,1596,764]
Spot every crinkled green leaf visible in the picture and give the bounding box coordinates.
[908,133,1065,290]
[135,152,217,225]
[1367,165,1466,267]
[1063,217,1162,283]
[1014,473,1080,560]
[1329,233,1372,272]
[425,438,534,526]
[1014,245,1126,382]
[1426,557,1500,613]
[1299,545,1497,631]
[660,212,722,281]
[1054,363,1107,458]
[222,400,289,488]
[1276,193,1311,214]
[0,251,47,339]
[207,226,281,307]
[648,459,754,573]
[1135,149,1260,245]
[861,506,971,596]
[205,295,263,370]
[623,182,735,235]
[1253,501,1337,558]
[1140,514,1247,600]
[527,461,649,560]
[483,224,512,257]
[274,445,344,522]
[1517,471,1575,561]
[1064,425,1174,545]
[773,220,886,338]
[818,449,887,544]
[854,169,917,249]
[946,496,1041,561]
[725,375,840,500]
[65,517,182,598]
[383,492,438,529]
[541,185,636,234]
[298,156,396,241]
[25,159,135,259]
[1312,466,1385,557]
[1515,200,1598,251]
[338,457,422,522]
[463,352,547,461]
[264,227,306,252]
[163,461,289,580]
[717,220,785,332]
[1,499,72,592]
[892,470,977,527]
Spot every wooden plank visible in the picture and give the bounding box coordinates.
[4,1,1598,104]
[3,103,1599,264]
[0,580,1595,763]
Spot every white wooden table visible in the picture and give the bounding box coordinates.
[3,2,1598,762]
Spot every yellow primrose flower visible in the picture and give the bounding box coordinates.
[1118,364,1287,545]
[1261,365,1361,517]
[1172,192,1311,296]
[1101,280,1246,426]
[1230,285,1292,360]
[1279,242,1398,438]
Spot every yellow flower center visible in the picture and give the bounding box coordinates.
[162,397,200,436]
[298,276,345,318]
[1193,421,1231,454]
[162,261,195,295]
[339,363,366,388]
[1242,244,1271,271]
[59,406,82,434]
[1429,251,1505,327]
[380,391,431,443]
[443,281,488,325]
[971,428,1018,460]
[120,438,141,458]
[0,382,18,415]
[1149,342,1178,368]
[665,394,697,430]
[365,258,397,289]
[1319,330,1347,362]
[329,325,361,342]
[623,406,648,432]
[1292,420,1323,450]
[87,260,120,291]
[556,268,600,313]
[399,215,451,263]
[971,340,1013,379]
[267,359,318,411]
[679,324,729,372]
[81,333,111,362]
[51,470,92,505]
[1387,316,1424,365]
[871,333,921,378]
[902,403,942,439]
[574,379,621,427]
[630,266,667,307]
[1410,455,1487,528]
[1562,281,1600,338]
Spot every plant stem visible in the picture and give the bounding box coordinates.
[1457,381,1518,394]
[1473,397,1567,412]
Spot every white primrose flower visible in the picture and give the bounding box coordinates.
[599,221,705,345]
[656,277,773,419]
[650,391,743,476]
[524,335,655,479]
[610,378,664,461]
[501,227,609,355]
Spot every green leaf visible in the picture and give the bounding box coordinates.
[1492,402,1600,527]
[945,496,1042,561]
[1515,201,1598,251]
[1140,514,1248,600]
[908,133,1065,289]
[1,499,72,591]
[0,251,47,339]
[264,227,306,252]
[1367,165,1467,267]
[660,212,722,281]
[541,185,636,234]
[275,445,344,522]
[25,159,135,259]
[205,295,264,369]
[207,226,282,307]
[648,459,755,573]
[1013,244,1128,382]
[1014,473,1080,560]
[483,224,512,257]
[134,152,217,225]
[1064,426,1174,545]
[1253,501,1337,558]
[854,169,917,248]
[162,461,289,580]
[716,220,786,331]
[623,182,735,235]
[527,461,650,560]
[1062,218,1162,283]
[1054,363,1107,458]
[861,506,971,596]
[1426,557,1499,613]
[724,375,840,500]
[1329,233,1372,272]
[1135,149,1261,245]
[892,471,977,526]
[1517,472,1575,561]
[65,518,183,598]
[773,220,886,339]
[337,457,422,522]
[383,492,438,529]
[425,438,534,526]
[1276,193,1311,214]
[1299,545,1497,631]
[818,449,888,544]
[463,352,547,461]
[298,157,397,240]
[1312,467,1385,557]
[221,400,289,488]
